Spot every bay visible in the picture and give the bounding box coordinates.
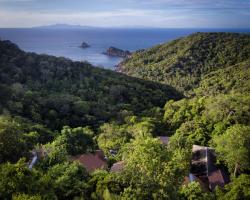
[0,27,249,69]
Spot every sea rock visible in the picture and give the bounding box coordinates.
[103,47,131,58]
[80,42,90,48]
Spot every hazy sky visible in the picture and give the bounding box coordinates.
[0,0,250,28]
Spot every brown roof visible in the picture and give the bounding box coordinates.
[183,174,210,192]
[208,169,226,190]
[110,161,125,172]
[190,145,229,191]
[72,150,108,173]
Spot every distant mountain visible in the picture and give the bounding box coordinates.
[117,32,250,94]
[33,24,97,29]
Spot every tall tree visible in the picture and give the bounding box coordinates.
[0,159,42,199]
[180,182,214,200]
[41,162,90,200]
[212,124,250,176]
[106,137,189,199]
[55,126,95,156]
[216,174,250,200]
[0,116,31,163]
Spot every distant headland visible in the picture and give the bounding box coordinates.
[32,24,97,29]
[103,47,132,58]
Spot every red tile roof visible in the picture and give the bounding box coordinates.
[72,150,108,173]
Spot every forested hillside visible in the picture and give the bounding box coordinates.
[0,40,181,130]
[118,32,250,94]
[0,34,249,200]
[194,59,250,96]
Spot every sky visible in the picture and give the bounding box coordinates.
[0,0,250,28]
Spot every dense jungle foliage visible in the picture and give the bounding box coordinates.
[0,40,181,130]
[118,32,250,94]
[0,32,250,200]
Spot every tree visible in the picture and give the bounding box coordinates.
[105,137,189,199]
[39,140,68,169]
[179,182,214,200]
[97,123,131,159]
[0,159,41,199]
[0,116,31,163]
[212,124,250,176]
[163,98,205,132]
[204,94,250,126]
[119,33,250,94]
[41,162,90,199]
[216,174,250,200]
[0,116,54,164]
[0,39,180,131]
[28,124,55,144]
[56,126,95,156]
[12,194,42,200]
[127,117,156,138]
[87,170,110,200]
[174,120,210,146]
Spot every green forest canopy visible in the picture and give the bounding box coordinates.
[0,40,182,130]
[118,32,250,94]
[0,32,250,200]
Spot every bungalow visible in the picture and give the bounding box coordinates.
[72,150,108,173]
[183,173,210,192]
[109,142,229,191]
[28,146,108,173]
[190,145,230,191]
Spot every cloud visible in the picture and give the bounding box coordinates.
[0,0,34,2]
[0,0,249,28]
[0,7,249,28]
[0,9,165,27]
[132,0,250,9]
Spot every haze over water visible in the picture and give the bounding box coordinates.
[0,27,249,69]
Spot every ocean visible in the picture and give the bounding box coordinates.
[0,28,249,69]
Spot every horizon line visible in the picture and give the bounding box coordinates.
[1,24,250,29]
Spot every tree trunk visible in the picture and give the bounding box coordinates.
[234,163,239,177]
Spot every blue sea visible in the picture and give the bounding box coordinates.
[0,28,249,69]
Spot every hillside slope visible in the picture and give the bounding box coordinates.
[118,32,250,94]
[0,36,250,200]
[194,59,250,96]
[0,40,182,130]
